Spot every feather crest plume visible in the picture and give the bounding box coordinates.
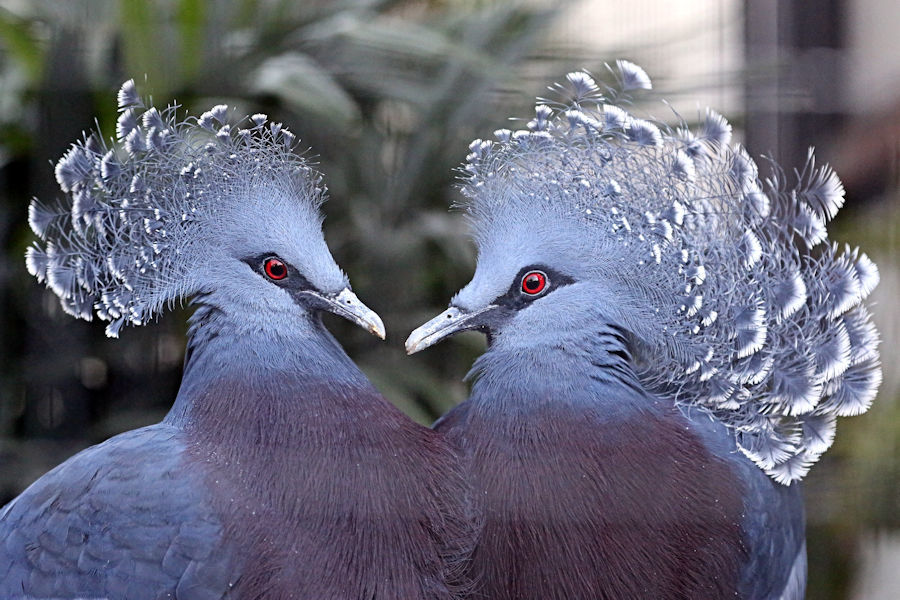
[461,61,881,484]
[26,80,323,338]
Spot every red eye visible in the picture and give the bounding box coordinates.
[264,257,288,280]
[521,271,547,295]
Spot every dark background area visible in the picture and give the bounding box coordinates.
[0,1,898,597]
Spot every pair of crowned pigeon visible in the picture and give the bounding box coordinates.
[2,61,881,599]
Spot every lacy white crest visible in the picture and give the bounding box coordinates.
[460,61,881,484]
[27,80,324,338]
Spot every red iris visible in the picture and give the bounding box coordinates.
[264,257,288,280]
[521,271,547,295]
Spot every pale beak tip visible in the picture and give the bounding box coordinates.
[404,329,424,354]
[404,326,435,355]
[366,311,386,340]
[333,288,386,340]
[405,306,470,355]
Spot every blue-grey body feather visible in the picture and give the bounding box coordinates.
[0,426,235,599]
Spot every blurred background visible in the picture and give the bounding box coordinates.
[0,0,897,597]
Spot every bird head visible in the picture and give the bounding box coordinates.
[26,80,384,340]
[407,61,882,484]
[405,196,641,356]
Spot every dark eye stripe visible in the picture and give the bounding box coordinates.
[492,265,574,311]
[244,254,313,291]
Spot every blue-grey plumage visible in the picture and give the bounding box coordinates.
[407,61,880,599]
[1,427,234,598]
[6,80,472,599]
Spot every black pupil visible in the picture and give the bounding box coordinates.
[268,261,286,277]
[525,275,541,291]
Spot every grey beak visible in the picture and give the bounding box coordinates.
[405,305,493,354]
[321,288,386,340]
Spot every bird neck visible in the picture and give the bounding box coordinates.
[469,322,648,418]
[161,305,474,600]
[164,302,375,436]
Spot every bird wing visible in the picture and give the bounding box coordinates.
[732,443,807,600]
[778,542,807,600]
[0,424,238,599]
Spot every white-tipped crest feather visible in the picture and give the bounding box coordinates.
[27,79,326,338]
[458,61,881,484]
